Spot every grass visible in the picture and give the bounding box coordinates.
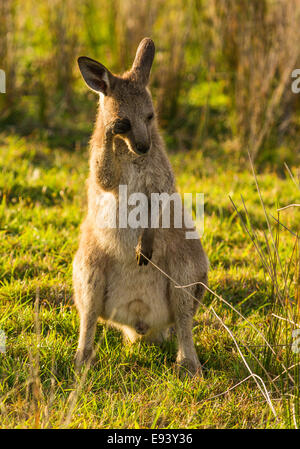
[0,132,299,428]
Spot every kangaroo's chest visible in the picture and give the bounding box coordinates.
[119,159,149,195]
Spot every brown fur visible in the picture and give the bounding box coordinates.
[73,38,209,375]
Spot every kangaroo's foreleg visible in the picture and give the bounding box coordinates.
[91,119,130,191]
[135,195,155,266]
[136,227,154,266]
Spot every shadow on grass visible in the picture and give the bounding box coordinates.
[204,276,270,316]
[0,183,73,206]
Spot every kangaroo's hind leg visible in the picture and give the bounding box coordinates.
[170,282,203,376]
[73,228,107,369]
[168,236,208,376]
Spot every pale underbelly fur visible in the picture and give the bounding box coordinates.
[102,256,172,339]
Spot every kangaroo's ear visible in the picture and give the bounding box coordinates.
[77,56,115,95]
[131,38,155,86]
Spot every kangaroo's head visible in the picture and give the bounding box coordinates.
[78,38,156,156]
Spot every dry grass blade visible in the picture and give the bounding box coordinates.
[60,308,118,428]
[273,363,300,383]
[59,355,94,428]
[228,209,296,382]
[229,196,272,279]
[176,281,294,385]
[248,150,285,280]
[270,215,298,238]
[140,253,278,418]
[277,204,300,212]
[271,314,300,328]
[292,402,298,429]
[209,306,277,418]
[44,356,56,429]
[284,163,300,191]
[199,375,253,403]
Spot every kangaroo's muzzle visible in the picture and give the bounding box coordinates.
[113,117,151,156]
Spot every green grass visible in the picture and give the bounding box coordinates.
[0,132,299,428]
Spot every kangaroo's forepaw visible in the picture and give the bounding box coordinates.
[135,246,152,266]
[176,357,203,378]
[111,118,131,135]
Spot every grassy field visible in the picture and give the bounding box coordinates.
[0,132,299,428]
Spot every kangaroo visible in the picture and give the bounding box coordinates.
[73,38,209,376]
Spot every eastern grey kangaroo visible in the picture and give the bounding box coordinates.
[73,38,209,375]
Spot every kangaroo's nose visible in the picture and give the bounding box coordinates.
[136,143,150,154]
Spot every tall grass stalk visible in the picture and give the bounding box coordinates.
[229,156,299,428]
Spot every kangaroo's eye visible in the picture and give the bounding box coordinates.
[147,113,154,121]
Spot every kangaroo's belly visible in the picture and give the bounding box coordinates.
[103,260,172,334]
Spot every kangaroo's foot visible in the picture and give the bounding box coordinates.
[122,326,140,345]
[74,347,96,371]
[176,355,203,378]
[144,328,170,345]
[168,280,203,378]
